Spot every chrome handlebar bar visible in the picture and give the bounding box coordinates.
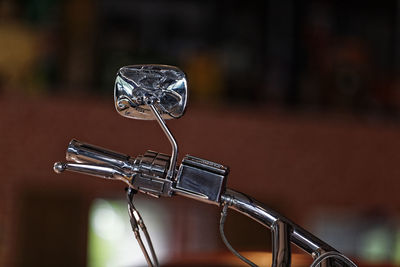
[53,140,355,267]
[221,189,339,264]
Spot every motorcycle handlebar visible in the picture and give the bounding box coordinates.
[66,139,139,173]
[53,141,356,266]
[56,140,173,197]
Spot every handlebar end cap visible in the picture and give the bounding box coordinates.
[53,162,66,173]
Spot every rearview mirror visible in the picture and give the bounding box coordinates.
[114,65,188,120]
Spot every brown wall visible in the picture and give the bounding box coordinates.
[1,96,399,266]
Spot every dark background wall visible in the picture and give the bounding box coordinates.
[1,0,400,266]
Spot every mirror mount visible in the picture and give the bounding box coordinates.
[149,103,178,179]
[114,65,188,180]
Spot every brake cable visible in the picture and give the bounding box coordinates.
[220,204,259,267]
[126,188,159,267]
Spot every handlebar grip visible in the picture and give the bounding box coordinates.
[66,139,138,172]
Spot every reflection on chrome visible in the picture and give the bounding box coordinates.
[54,64,357,267]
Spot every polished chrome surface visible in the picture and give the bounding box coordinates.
[54,140,174,197]
[67,139,138,173]
[114,64,186,179]
[132,150,173,197]
[271,220,291,267]
[54,142,351,266]
[310,251,357,267]
[114,65,187,120]
[53,162,132,186]
[221,189,337,254]
[53,63,357,267]
[135,150,170,178]
[221,189,343,266]
[149,104,177,179]
[175,155,229,204]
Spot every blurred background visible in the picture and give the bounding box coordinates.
[1,0,400,266]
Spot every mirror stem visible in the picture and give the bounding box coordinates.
[149,104,177,180]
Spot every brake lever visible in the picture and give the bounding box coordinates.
[53,159,174,198]
[53,162,133,186]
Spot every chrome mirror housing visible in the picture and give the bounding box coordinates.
[114,65,187,120]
